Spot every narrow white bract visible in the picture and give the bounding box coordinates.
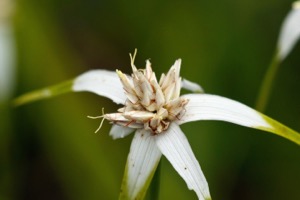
[125,129,162,199]
[179,94,272,129]
[155,123,211,200]
[73,70,127,104]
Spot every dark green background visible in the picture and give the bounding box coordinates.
[1,0,300,199]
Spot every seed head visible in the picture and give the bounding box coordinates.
[104,50,188,134]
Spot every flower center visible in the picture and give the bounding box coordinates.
[104,51,188,134]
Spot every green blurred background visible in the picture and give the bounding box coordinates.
[1,0,300,199]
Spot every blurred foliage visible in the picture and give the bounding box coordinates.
[1,0,299,199]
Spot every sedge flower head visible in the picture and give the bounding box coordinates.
[14,50,300,200]
[103,51,188,134]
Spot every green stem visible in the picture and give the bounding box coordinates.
[148,161,161,200]
[255,51,280,112]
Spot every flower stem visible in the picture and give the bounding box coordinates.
[255,51,280,112]
[148,161,161,200]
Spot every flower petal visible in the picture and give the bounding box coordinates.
[277,2,300,60]
[73,70,126,104]
[179,94,300,145]
[14,70,126,106]
[181,78,204,93]
[119,130,162,200]
[109,124,134,140]
[154,123,211,200]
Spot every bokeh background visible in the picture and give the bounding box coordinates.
[1,0,300,199]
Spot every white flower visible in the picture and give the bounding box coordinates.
[14,50,300,200]
[277,1,300,61]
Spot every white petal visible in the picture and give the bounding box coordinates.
[155,123,211,200]
[109,124,134,139]
[179,94,300,145]
[120,130,162,200]
[73,70,127,104]
[179,94,271,129]
[277,4,300,60]
[181,79,204,93]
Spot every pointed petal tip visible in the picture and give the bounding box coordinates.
[116,69,123,76]
[170,59,181,68]
[260,114,300,146]
[13,89,51,107]
[174,59,182,69]
[13,80,73,107]
[155,123,211,200]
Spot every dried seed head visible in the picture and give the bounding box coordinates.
[104,50,189,134]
